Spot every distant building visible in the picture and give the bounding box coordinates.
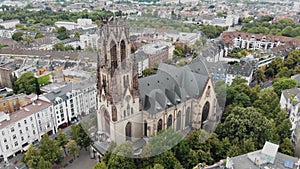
[55,18,96,31]
[221,31,300,50]
[225,61,254,85]
[0,19,20,29]
[0,94,31,114]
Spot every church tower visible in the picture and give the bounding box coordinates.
[96,18,142,144]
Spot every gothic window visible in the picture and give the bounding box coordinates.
[202,101,210,128]
[104,109,110,134]
[121,40,126,68]
[176,111,181,131]
[157,119,163,132]
[185,107,191,127]
[111,105,117,122]
[167,114,172,128]
[206,86,211,97]
[144,120,148,136]
[110,41,117,71]
[125,122,132,141]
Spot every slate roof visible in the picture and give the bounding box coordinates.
[292,74,300,84]
[43,83,73,103]
[281,88,300,102]
[138,59,209,114]
[226,61,253,77]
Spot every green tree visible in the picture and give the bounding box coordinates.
[12,32,24,41]
[15,72,40,94]
[74,31,81,38]
[254,68,265,84]
[272,78,298,96]
[70,124,92,150]
[39,134,63,164]
[231,77,247,86]
[22,145,41,169]
[107,142,136,169]
[233,93,251,107]
[92,162,108,169]
[67,140,78,160]
[53,42,65,51]
[153,164,164,169]
[143,68,155,77]
[57,129,68,147]
[35,32,44,39]
[276,67,292,78]
[216,106,274,148]
[57,26,69,40]
[153,151,183,169]
[279,138,294,156]
[37,157,52,169]
[102,141,117,164]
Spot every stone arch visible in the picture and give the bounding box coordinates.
[167,114,172,128]
[110,40,117,71]
[144,120,148,137]
[103,108,110,134]
[157,119,163,132]
[185,107,191,127]
[111,104,117,122]
[176,111,181,131]
[125,122,132,141]
[202,101,210,127]
[120,40,126,67]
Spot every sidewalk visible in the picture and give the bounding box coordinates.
[0,153,27,169]
[58,148,97,169]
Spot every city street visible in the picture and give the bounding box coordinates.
[60,149,97,169]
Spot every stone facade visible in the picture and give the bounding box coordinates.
[96,18,217,145]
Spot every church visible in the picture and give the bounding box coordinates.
[95,18,218,146]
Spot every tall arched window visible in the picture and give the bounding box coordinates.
[185,107,191,127]
[111,105,117,122]
[157,119,163,132]
[176,111,181,131]
[125,122,132,141]
[202,101,210,128]
[104,109,110,134]
[144,120,148,137]
[167,114,172,128]
[110,41,117,71]
[120,40,126,68]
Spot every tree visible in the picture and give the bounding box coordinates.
[143,68,155,77]
[12,32,24,41]
[39,134,63,164]
[53,42,65,51]
[22,145,41,169]
[279,138,294,156]
[67,140,78,160]
[231,77,247,86]
[276,67,291,78]
[102,141,117,164]
[233,93,251,107]
[92,162,108,169]
[57,129,68,147]
[153,164,164,169]
[15,72,40,95]
[272,78,298,96]
[216,106,274,148]
[57,26,69,40]
[70,124,92,150]
[254,69,265,84]
[22,35,33,45]
[35,32,44,39]
[153,151,183,169]
[37,157,52,169]
[74,32,81,38]
[107,142,136,169]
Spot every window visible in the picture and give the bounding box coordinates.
[31,124,34,128]
[30,117,33,121]
[12,134,16,139]
[11,127,15,132]
[4,138,7,143]
[18,123,21,127]
[21,136,24,141]
[24,120,27,124]
[14,141,18,146]
[25,127,28,131]
[19,130,22,134]
[33,130,36,135]
[6,145,9,150]
[2,131,4,136]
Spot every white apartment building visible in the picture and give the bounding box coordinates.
[80,34,99,50]
[0,99,54,162]
[40,82,97,128]
[0,19,20,29]
[55,18,96,31]
[280,88,300,142]
[0,29,15,38]
[225,61,254,85]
